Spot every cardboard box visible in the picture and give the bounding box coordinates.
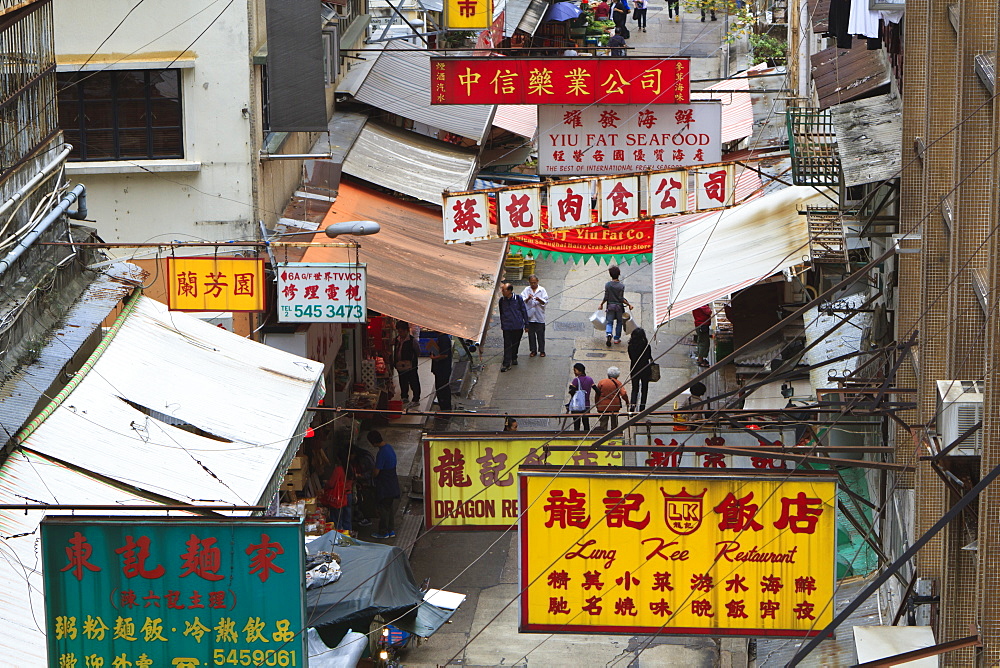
[282,470,307,491]
[289,456,307,471]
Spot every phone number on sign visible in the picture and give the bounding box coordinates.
[214,648,298,666]
[284,304,364,319]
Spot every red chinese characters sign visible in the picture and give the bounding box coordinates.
[519,471,836,636]
[431,58,690,105]
[41,517,304,667]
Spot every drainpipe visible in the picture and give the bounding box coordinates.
[0,144,73,220]
[0,183,87,278]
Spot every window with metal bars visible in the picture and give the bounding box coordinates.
[56,69,183,161]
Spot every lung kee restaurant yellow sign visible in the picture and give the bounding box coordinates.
[166,256,265,312]
[519,471,836,637]
[423,436,624,529]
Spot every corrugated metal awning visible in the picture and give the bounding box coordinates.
[16,296,323,507]
[504,0,530,34]
[829,93,902,187]
[0,450,204,666]
[353,43,496,141]
[811,44,890,109]
[0,263,141,440]
[342,121,479,204]
[653,183,830,325]
[301,181,506,342]
[692,70,754,144]
[517,0,549,34]
[493,105,537,138]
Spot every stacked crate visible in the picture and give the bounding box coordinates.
[282,455,308,492]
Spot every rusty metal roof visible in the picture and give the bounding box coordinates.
[301,181,507,342]
[811,45,890,110]
[830,93,902,187]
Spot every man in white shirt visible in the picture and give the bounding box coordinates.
[521,274,549,358]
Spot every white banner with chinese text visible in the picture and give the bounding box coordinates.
[538,103,722,176]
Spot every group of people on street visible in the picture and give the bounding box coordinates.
[498,275,549,371]
[320,430,401,540]
[567,325,655,431]
[393,319,455,411]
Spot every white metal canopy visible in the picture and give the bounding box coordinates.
[653,186,830,324]
[15,295,323,506]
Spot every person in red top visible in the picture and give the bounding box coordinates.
[692,305,712,367]
[594,0,611,19]
[322,455,354,533]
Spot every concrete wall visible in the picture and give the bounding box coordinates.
[53,0,325,253]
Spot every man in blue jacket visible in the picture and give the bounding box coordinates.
[498,282,529,372]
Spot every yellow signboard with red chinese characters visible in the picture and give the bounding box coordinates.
[519,471,836,636]
[445,0,493,30]
[166,256,266,312]
[423,436,624,529]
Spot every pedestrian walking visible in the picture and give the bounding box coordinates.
[393,321,421,407]
[667,0,679,21]
[692,304,712,367]
[628,327,654,411]
[367,430,401,539]
[521,274,549,358]
[568,363,596,431]
[632,0,647,31]
[700,0,717,20]
[594,0,611,19]
[612,0,629,35]
[498,282,529,372]
[429,331,453,411]
[595,366,629,431]
[600,265,632,347]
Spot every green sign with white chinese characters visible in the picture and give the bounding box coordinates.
[41,517,305,668]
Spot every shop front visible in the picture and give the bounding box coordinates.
[297,180,507,413]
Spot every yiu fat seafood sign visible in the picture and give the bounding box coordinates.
[539,103,722,176]
[519,471,836,636]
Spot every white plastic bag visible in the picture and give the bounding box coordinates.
[569,389,587,412]
[624,311,638,334]
[589,309,606,331]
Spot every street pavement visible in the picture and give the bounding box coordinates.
[357,12,747,666]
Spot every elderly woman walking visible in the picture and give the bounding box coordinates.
[595,366,629,431]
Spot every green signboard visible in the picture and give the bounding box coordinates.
[41,517,305,668]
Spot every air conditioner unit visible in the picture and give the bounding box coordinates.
[936,380,984,456]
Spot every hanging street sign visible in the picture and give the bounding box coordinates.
[538,103,722,175]
[276,262,367,323]
[41,517,305,668]
[166,256,266,312]
[431,58,691,105]
[443,163,743,243]
[423,435,624,529]
[518,470,837,636]
[445,0,494,30]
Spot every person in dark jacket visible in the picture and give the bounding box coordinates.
[498,282,529,372]
[628,327,654,411]
[429,332,453,411]
[394,321,421,407]
[611,0,629,33]
[368,430,401,539]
